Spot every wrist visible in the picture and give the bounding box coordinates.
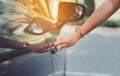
[75,26,84,39]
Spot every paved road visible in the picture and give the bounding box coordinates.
[59,26,120,76]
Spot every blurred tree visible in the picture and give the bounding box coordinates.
[84,0,95,16]
[75,0,78,3]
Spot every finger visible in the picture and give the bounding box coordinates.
[57,44,67,50]
[42,43,53,48]
[54,39,66,46]
[43,48,50,52]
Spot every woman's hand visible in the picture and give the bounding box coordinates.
[54,32,81,50]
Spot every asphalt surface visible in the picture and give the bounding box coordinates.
[60,26,120,76]
[0,26,120,76]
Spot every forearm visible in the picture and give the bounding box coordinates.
[80,0,120,35]
[0,36,51,53]
[0,36,24,49]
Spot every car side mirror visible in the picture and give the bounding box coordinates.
[58,2,86,22]
[24,2,86,35]
[56,2,86,29]
[24,16,53,35]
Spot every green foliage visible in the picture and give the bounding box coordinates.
[101,20,120,27]
[72,17,120,28]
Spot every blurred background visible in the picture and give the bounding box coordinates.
[0,0,120,76]
[1,0,120,62]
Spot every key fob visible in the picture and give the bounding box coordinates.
[50,46,58,54]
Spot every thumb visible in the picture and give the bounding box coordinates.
[56,44,67,50]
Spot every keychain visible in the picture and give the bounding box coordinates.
[50,45,58,54]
